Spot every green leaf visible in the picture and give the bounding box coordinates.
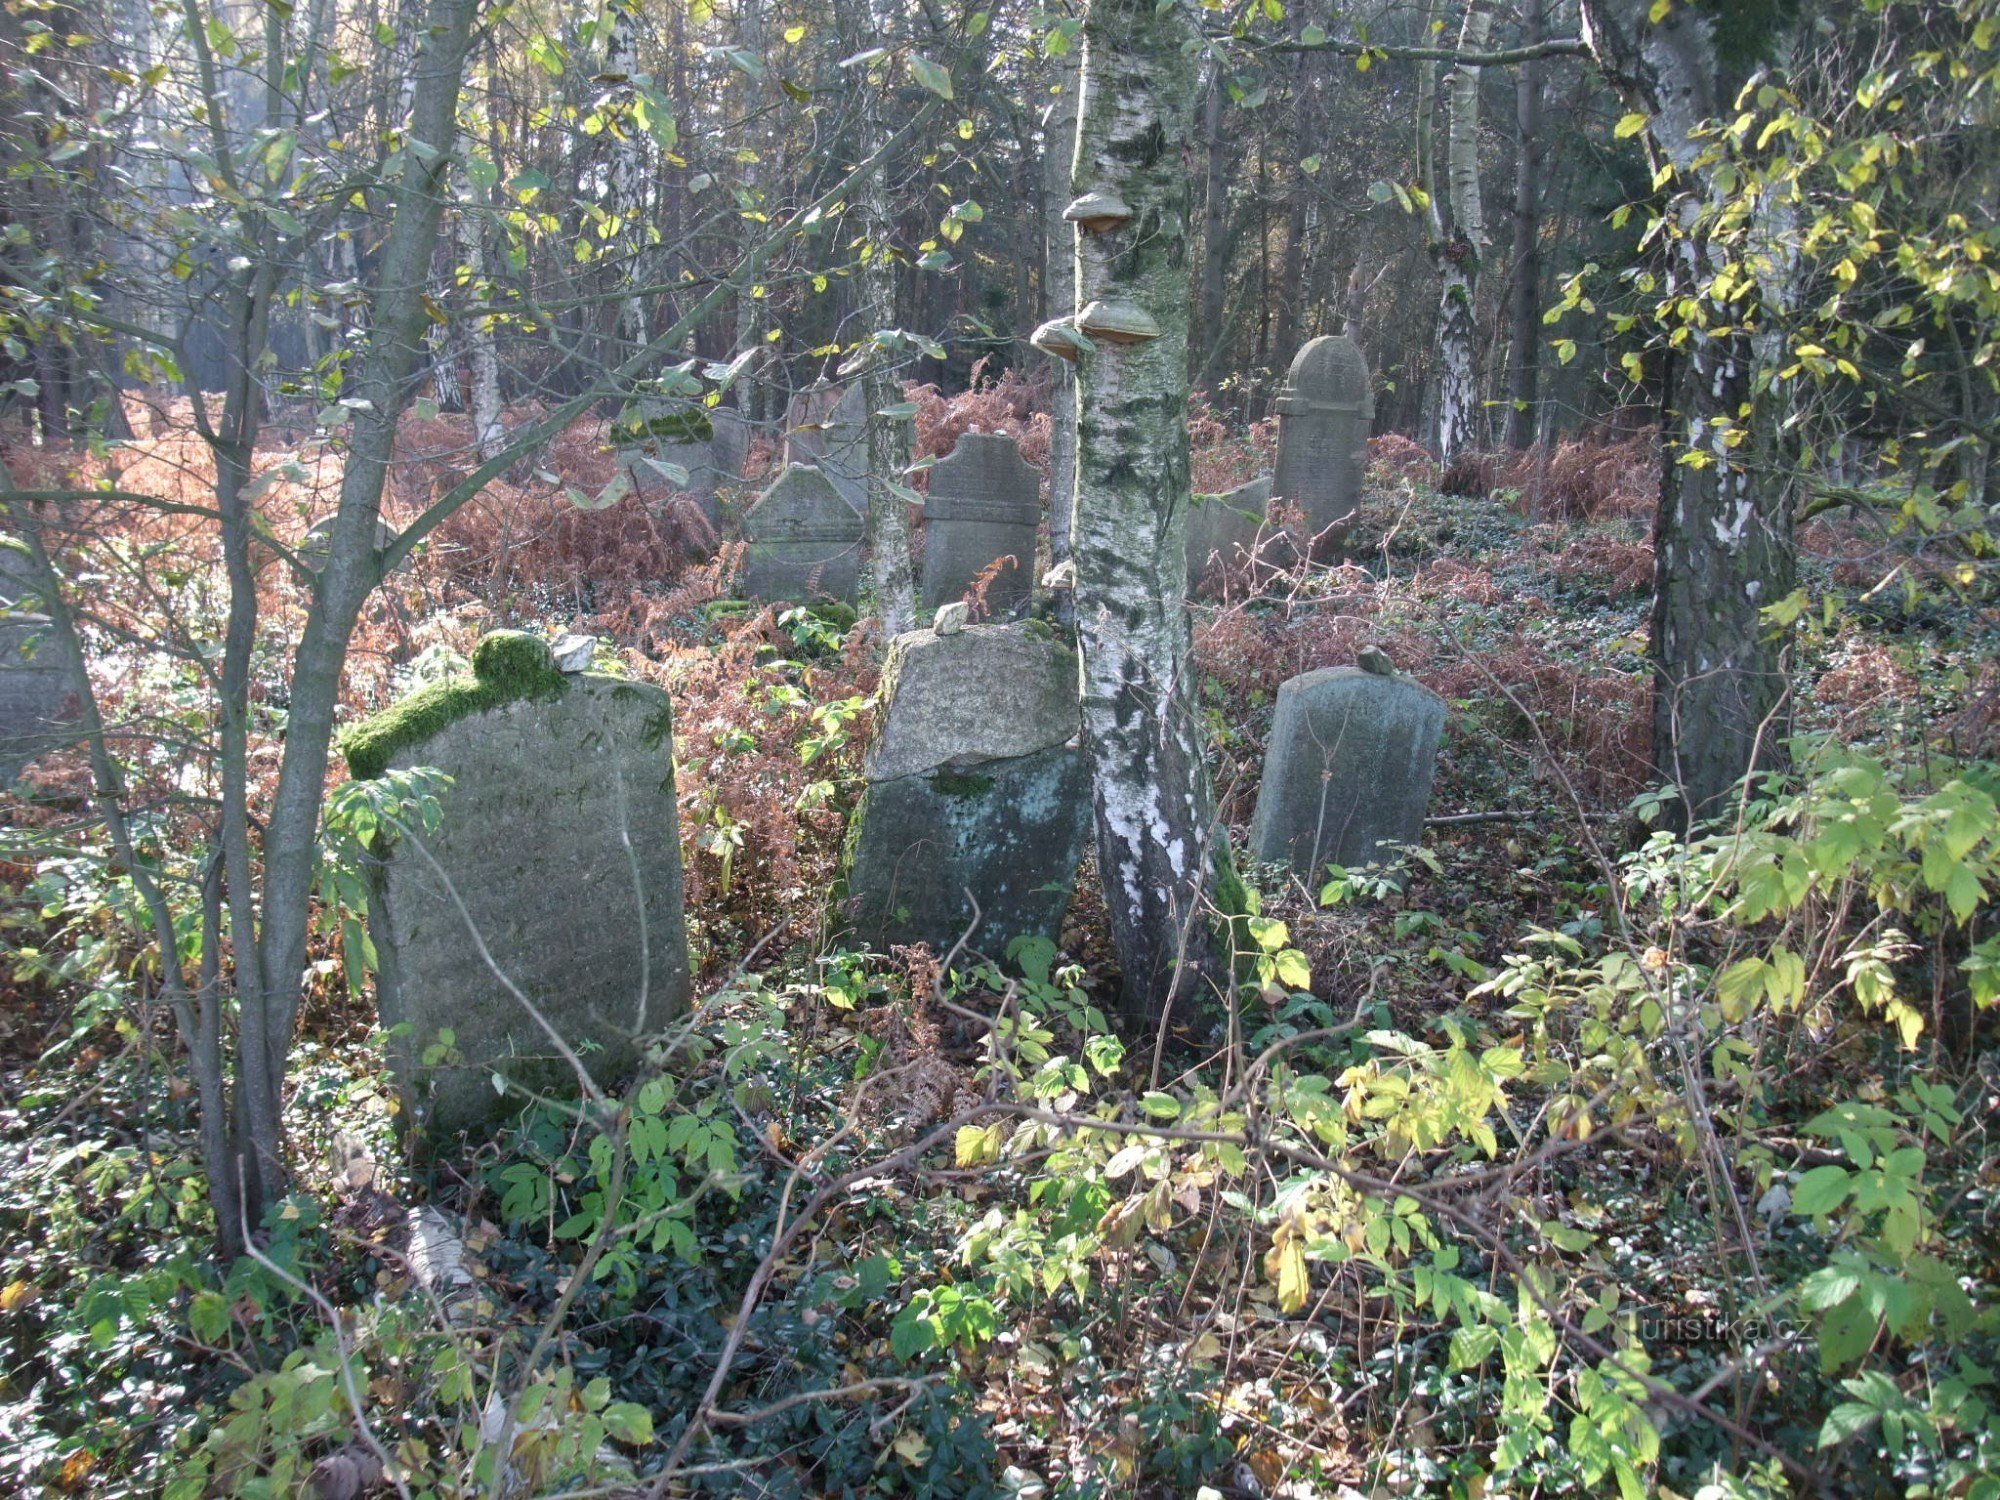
[1615,112,1650,139]
[909,54,953,100]
[602,1402,653,1444]
[1793,1164,1852,1216]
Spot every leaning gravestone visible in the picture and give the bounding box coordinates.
[1248,664,1446,881]
[344,630,691,1137]
[841,618,1091,954]
[616,403,747,532]
[1186,474,1274,593]
[921,432,1042,616]
[0,544,76,785]
[784,384,868,514]
[1272,336,1373,559]
[741,464,864,604]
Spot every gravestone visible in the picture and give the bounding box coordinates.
[921,432,1042,616]
[1248,664,1446,881]
[842,620,1091,954]
[741,464,864,604]
[784,384,868,513]
[1186,474,1274,593]
[346,630,691,1137]
[0,546,76,784]
[618,403,748,532]
[1272,336,1373,559]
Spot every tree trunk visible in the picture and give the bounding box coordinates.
[1196,63,1229,376]
[1043,41,1080,594]
[460,48,505,464]
[1503,0,1546,451]
[1425,0,1493,464]
[849,0,916,636]
[252,0,480,1227]
[607,0,649,352]
[1578,0,1796,822]
[1069,0,1221,1027]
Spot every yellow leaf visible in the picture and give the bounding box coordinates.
[0,1280,33,1311]
[1615,112,1650,140]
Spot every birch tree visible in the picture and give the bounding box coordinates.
[1421,0,1495,463]
[1063,0,1221,1025]
[1576,0,1798,820]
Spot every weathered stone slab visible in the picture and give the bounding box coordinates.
[0,547,76,784]
[842,622,1090,955]
[1272,336,1373,559]
[921,432,1042,615]
[348,631,691,1138]
[784,384,868,514]
[616,402,746,532]
[741,464,864,604]
[1186,474,1274,593]
[1248,665,1445,881]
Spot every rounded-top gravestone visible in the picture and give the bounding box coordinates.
[1272,336,1374,560]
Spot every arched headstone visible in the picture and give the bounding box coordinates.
[1272,336,1373,559]
[1248,664,1445,881]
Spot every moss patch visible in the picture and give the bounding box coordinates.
[342,630,566,780]
[928,765,996,799]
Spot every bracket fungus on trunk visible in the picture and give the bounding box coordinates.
[1063,190,1134,234]
[1030,317,1095,362]
[1074,299,1161,346]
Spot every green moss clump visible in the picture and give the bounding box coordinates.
[342,630,566,780]
[611,407,714,447]
[1210,842,1258,978]
[928,766,995,799]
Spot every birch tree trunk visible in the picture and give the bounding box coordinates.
[1043,41,1080,594]
[1577,0,1796,822]
[1425,0,1493,464]
[849,0,915,635]
[606,0,649,352]
[1503,0,1546,451]
[1069,0,1221,1027]
[460,47,505,463]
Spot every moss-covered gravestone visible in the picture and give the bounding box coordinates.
[1186,474,1274,594]
[1272,336,1373,559]
[345,631,691,1138]
[921,432,1042,616]
[840,619,1090,955]
[741,464,864,605]
[1248,664,1446,882]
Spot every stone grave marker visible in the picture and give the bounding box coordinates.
[841,619,1090,954]
[741,464,864,604]
[1186,473,1274,593]
[1272,336,1373,559]
[1248,663,1445,881]
[784,384,868,513]
[345,630,691,1137]
[617,402,748,532]
[921,432,1042,616]
[0,546,76,785]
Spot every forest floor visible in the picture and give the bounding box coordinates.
[0,397,1994,1498]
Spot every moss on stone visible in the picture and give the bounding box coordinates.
[342,630,567,781]
[928,765,996,799]
[611,407,714,447]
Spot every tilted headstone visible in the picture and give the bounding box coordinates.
[741,464,864,604]
[617,403,745,532]
[841,620,1091,954]
[784,384,868,514]
[921,432,1042,616]
[1272,336,1373,559]
[0,545,76,785]
[345,630,691,1137]
[1186,474,1274,593]
[1248,664,1446,881]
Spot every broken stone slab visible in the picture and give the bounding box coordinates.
[741,463,864,605]
[1272,336,1374,560]
[841,622,1091,955]
[346,630,691,1139]
[920,431,1042,617]
[1247,665,1446,882]
[1186,474,1275,593]
[864,620,1081,783]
